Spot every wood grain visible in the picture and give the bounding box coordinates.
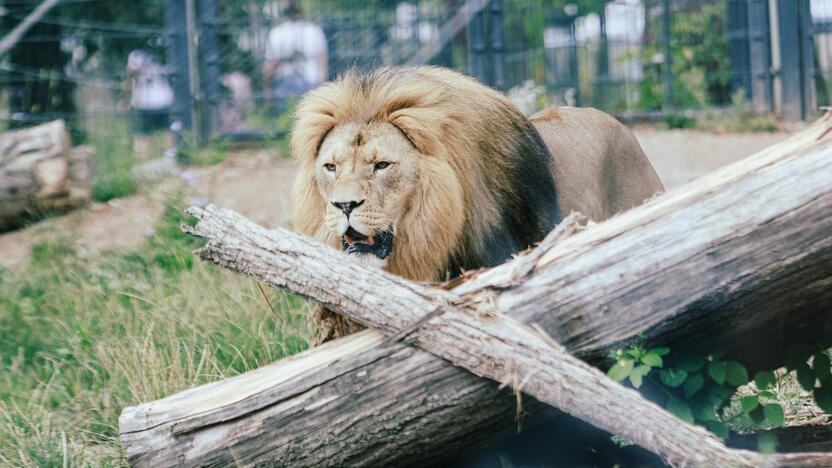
[120,113,832,466]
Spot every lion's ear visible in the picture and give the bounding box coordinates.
[388,108,444,157]
[291,85,340,161]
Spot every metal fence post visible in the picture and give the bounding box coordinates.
[596,6,610,110]
[165,0,192,137]
[728,0,773,113]
[568,15,580,106]
[661,0,674,110]
[797,0,817,117]
[774,0,814,120]
[488,0,506,90]
[198,0,221,141]
[184,0,204,146]
[466,1,487,83]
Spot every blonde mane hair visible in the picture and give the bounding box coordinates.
[292,66,559,281]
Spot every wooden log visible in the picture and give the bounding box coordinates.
[119,113,832,466]
[729,424,832,453]
[0,121,92,231]
[178,206,832,467]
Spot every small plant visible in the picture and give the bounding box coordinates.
[605,344,832,452]
[176,136,232,166]
[785,345,832,413]
[663,113,697,129]
[92,170,137,202]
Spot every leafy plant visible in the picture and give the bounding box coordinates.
[636,3,731,111]
[607,345,796,450]
[785,346,832,414]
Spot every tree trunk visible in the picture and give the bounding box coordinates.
[0,120,92,231]
[119,113,832,467]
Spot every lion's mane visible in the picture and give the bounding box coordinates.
[291,66,560,281]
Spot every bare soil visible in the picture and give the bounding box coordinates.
[0,129,792,268]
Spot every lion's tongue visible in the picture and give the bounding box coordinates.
[344,228,372,245]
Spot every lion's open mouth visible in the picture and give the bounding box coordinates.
[340,226,393,259]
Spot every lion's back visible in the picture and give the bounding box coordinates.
[530,107,664,221]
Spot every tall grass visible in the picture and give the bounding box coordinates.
[0,199,315,466]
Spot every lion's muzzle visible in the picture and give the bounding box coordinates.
[340,226,394,259]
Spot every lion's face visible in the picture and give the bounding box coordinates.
[315,121,423,268]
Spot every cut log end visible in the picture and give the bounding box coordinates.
[0,121,93,231]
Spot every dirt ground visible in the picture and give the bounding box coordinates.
[0,129,791,268]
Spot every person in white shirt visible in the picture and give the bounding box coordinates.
[263,1,328,114]
[125,50,174,158]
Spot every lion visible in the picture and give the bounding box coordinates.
[291,66,663,340]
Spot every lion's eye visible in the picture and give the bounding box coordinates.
[323,163,336,172]
[374,161,391,171]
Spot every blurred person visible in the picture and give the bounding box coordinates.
[263,1,328,115]
[125,50,174,159]
[220,71,253,132]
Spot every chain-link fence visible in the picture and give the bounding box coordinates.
[1,0,831,149]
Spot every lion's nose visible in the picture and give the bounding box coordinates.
[331,199,364,216]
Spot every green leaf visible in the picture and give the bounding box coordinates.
[629,365,652,389]
[740,395,759,413]
[684,373,704,398]
[607,359,635,382]
[754,371,777,390]
[641,352,663,368]
[659,369,688,388]
[785,345,812,372]
[677,356,706,372]
[814,388,832,413]
[750,407,765,424]
[708,385,734,407]
[666,397,694,424]
[724,361,749,386]
[708,361,726,385]
[759,390,777,400]
[709,350,726,361]
[796,362,817,391]
[693,399,719,422]
[757,432,779,454]
[814,352,831,383]
[625,348,643,359]
[650,347,671,356]
[763,404,785,427]
[707,421,729,439]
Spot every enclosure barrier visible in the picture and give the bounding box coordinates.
[119,113,832,466]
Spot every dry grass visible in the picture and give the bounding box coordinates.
[0,198,315,466]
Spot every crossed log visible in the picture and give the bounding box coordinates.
[119,113,832,466]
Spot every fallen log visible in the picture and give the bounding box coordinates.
[0,120,92,231]
[119,113,832,466]
[179,206,832,467]
[730,424,832,453]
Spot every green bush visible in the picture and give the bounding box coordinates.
[608,344,832,453]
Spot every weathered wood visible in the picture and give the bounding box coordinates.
[119,113,832,466]
[730,424,832,453]
[0,121,92,230]
[175,205,832,467]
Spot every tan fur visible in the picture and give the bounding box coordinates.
[291,67,663,340]
[292,66,529,281]
[530,107,663,221]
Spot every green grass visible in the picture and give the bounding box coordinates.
[660,91,785,133]
[176,137,232,167]
[86,117,140,203]
[0,196,315,466]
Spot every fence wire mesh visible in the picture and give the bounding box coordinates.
[1,0,830,148]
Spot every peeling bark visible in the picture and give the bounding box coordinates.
[119,113,832,467]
